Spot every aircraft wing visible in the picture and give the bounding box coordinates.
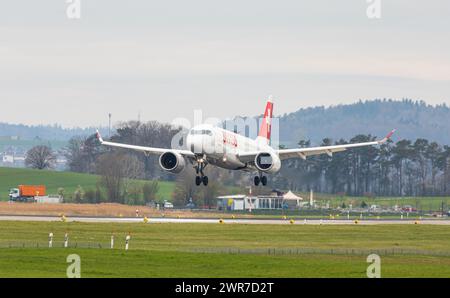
[95,130,195,158]
[276,129,396,160]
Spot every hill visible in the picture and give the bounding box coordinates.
[0,167,175,202]
[1,99,450,149]
[278,99,450,147]
[0,123,108,141]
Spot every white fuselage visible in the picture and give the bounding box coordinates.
[185,124,274,170]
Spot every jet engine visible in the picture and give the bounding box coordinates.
[159,152,186,173]
[254,152,281,173]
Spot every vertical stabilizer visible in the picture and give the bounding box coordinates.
[257,97,274,144]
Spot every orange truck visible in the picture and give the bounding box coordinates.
[9,185,46,202]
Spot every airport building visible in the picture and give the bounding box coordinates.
[216,191,304,211]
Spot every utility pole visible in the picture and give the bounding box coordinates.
[108,113,112,137]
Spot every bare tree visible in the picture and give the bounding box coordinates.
[121,154,145,198]
[111,121,182,179]
[97,153,123,203]
[143,181,160,204]
[25,145,56,169]
[173,170,200,207]
[65,135,104,173]
[96,152,144,203]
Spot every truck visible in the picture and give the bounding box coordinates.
[9,185,46,202]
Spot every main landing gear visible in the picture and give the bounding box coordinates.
[194,158,208,186]
[254,173,268,186]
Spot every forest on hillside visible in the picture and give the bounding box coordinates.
[278,99,450,147]
[1,99,450,146]
[272,136,450,197]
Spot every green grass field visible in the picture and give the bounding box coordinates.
[0,221,449,277]
[0,167,175,201]
[298,192,449,211]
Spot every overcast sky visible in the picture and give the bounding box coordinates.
[1,0,449,128]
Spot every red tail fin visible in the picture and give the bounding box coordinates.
[258,97,274,141]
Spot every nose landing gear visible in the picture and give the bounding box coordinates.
[194,158,208,186]
[254,173,268,186]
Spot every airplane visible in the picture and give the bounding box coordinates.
[96,98,395,186]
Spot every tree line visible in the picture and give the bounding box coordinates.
[273,136,450,197]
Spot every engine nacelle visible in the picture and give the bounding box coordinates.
[254,152,281,173]
[159,152,186,173]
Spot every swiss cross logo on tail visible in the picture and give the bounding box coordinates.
[258,96,274,142]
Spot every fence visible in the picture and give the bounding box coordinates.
[189,247,450,257]
[0,241,109,249]
[1,241,449,258]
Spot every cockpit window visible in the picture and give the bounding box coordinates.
[190,129,213,136]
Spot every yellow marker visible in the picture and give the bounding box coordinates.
[143,216,149,223]
[289,219,295,224]
[219,219,224,224]
[354,219,359,224]
[414,221,419,225]
[61,215,66,222]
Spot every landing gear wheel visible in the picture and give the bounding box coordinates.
[254,176,260,186]
[202,176,209,186]
[261,176,267,186]
[195,176,202,186]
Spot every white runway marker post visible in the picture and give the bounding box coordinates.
[64,232,69,248]
[48,232,53,248]
[125,233,131,251]
[111,234,114,249]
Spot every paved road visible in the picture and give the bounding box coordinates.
[0,215,449,225]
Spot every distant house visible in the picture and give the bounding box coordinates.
[217,195,247,211]
[217,194,284,211]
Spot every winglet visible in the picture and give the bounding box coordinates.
[95,129,104,143]
[378,129,396,144]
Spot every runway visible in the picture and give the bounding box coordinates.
[0,215,449,225]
